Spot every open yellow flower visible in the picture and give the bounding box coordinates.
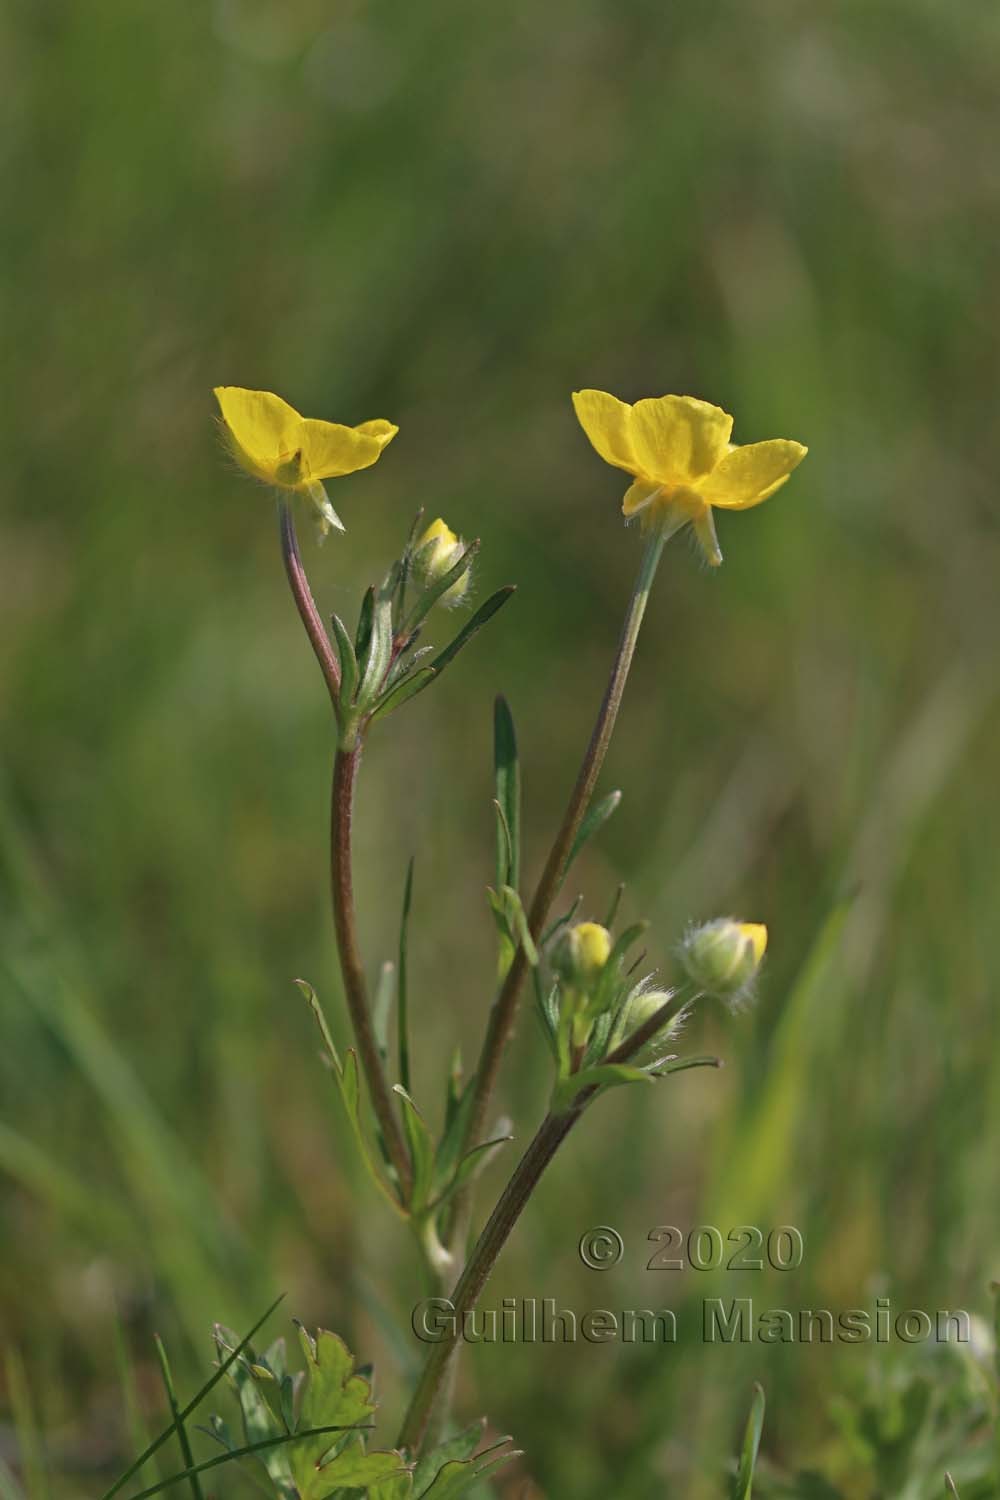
[214,386,398,538]
[572,389,806,565]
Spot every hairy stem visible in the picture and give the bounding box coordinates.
[278,499,341,705]
[454,529,666,1206]
[331,747,412,1201]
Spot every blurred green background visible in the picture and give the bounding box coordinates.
[3,0,1000,1494]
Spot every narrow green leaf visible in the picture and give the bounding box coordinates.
[404,540,480,634]
[652,1054,722,1077]
[945,1475,960,1497]
[153,1336,204,1500]
[357,593,394,708]
[493,695,520,890]
[500,885,538,965]
[384,643,434,691]
[552,1063,652,1112]
[732,1383,766,1500]
[373,961,396,1065]
[430,1131,513,1211]
[5,1350,47,1500]
[117,1425,378,1500]
[370,666,437,724]
[603,882,625,931]
[398,857,415,1093]
[355,585,375,659]
[429,586,515,677]
[567,789,622,872]
[541,895,582,946]
[589,920,648,1018]
[100,1295,285,1500]
[298,980,404,1217]
[392,1086,435,1214]
[432,1077,475,1189]
[330,612,359,704]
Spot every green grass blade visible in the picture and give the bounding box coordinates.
[120,1425,379,1500]
[732,1383,766,1500]
[153,1335,205,1500]
[99,1293,284,1500]
[493,695,520,890]
[4,1349,48,1500]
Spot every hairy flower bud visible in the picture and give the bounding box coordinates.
[622,987,681,1066]
[679,919,767,1006]
[412,517,471,606]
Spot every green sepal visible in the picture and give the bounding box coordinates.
[552,1062,652,1113]
[403,540,480,634]
[587,920,648,1020]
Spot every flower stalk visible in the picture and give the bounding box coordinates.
[278,498,411,1202]
[451,527,667,1208]
[330,745,412,1201]
[398,986,695,1453]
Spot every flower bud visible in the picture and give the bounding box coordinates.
[679,919,767,1005]
[412,517,471,606]
[622,987,681,1066]
[552,921,612,987]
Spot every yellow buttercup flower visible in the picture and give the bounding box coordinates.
[214,386,397,538]
[572,389,807,565]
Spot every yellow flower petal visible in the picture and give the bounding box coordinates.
[572,389,639,474]
[699,439,807,510]
[355,419,399,449]
[621,477,663,517]
[739,923,768,963]
[214,386,303,483]
[298,418,391,482]
[629,395,733,485]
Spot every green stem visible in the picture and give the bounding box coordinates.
[452,529,666,1214]
[398,987,690,1451]
[331,746,412,1200]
